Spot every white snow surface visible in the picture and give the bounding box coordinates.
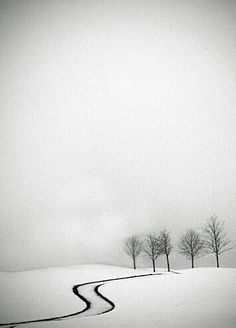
[0,265,235,328]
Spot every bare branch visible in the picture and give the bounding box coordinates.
[203,215,232,267]
[156,229,173,271]
[124,235,143,269]
[156,230,172,254]
[143,234,161,260]
[178,229,205,268]
[143,234,162,272]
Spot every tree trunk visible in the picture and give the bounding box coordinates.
[133,256,136,270]
[166,254,170,272]
[191,256,194,268]
[152,259,156,272]
[216,253,219,268]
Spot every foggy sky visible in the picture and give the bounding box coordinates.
[0,0,236,271]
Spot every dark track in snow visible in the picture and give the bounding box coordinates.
[0,272,165,327]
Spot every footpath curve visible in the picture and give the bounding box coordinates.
[0,273,164,327]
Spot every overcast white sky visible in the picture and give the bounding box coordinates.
[0,0,236,271]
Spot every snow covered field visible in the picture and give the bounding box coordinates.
[0,265,235,328]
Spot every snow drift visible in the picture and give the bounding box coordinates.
[0,265,235,328]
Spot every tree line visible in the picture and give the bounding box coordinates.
[124,215,233,272]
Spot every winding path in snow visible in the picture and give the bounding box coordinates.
[0,272,164,327]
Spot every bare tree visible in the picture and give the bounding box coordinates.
[178,229,205,268]
[203,215,232,268]
[157,230,173,272]
[143,234,161,272]
[124,236,142,269]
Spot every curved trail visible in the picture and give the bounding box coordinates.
[94,284,115,315]
[0,272,164,327]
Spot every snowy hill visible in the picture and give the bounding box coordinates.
[0,265,235,328]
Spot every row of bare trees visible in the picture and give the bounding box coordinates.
[124,215,233,272]
[125,230,172,272]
